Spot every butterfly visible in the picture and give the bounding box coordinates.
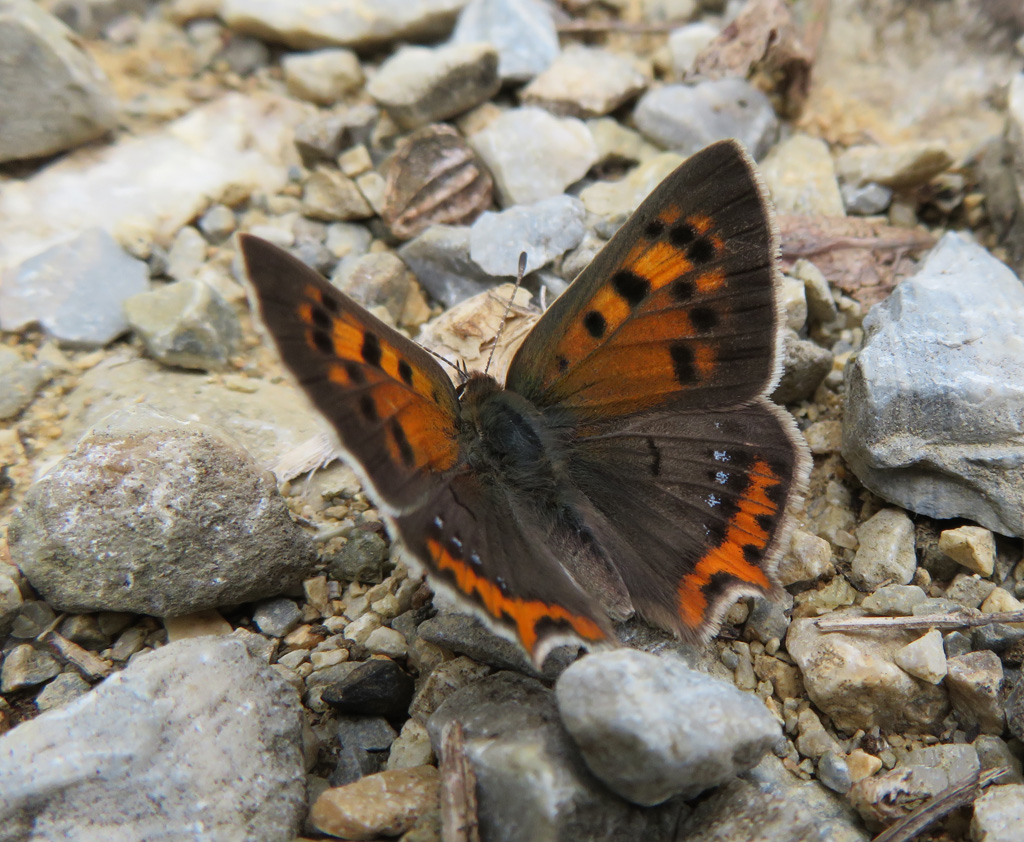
[240,139,810,667]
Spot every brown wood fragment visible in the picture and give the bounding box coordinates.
[777,214,936,308]
[40,630,113,680]
[871,767,1005,842]
[440,720,480,842]
[688,0,817,116]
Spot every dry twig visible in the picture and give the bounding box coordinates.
[440,720,480,842]
[871,768,1005,842]
[814,610,1024,633]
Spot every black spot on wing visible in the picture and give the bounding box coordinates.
[362,332,382,368]
[670,223,696,247]
[670,343,697,384]
[398,359,414,386]
[344,361,366,384]
[584,311,607,339]
[310,306,331,330]
[671,278,695,302]
[359,394,378,423]
[612,270,650,308]
[390,419,415,466]
[690,306,718,331]
[688,237,716,264]
[312,330,333,355]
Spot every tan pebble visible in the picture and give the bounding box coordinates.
[163,610,232,641]
[938,525,995,576]
[846,749,882,782]
[310,766,440,840]
[310,649,350,670]
[980,587,1024,628]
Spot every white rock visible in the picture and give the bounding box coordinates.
[0,93,307,277]
[894,629,947,684]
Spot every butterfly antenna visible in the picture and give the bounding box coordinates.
[484,251,528,378]
[422,345,470,384]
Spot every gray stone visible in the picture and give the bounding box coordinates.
[283,48,364,105]
[850,744,979,830]
[0,0,118,163]
[165,225,207,282]
[772,331,833,404]
[302,166,374,222]
[33,671,91,712]
[667,22,719,77]
[470,107,599,206]
[945,572,997,609]
[0,644,61,693]
[556,650,780,806]
[1008,673,1024,743]
[945,650,1005,735]
[971,784,1024,842]
[0,573,24,637]
[427,671,676,842]
[836,142,953,190]
[520,45,648,119]
[332,252,416,324]
[367,42,499,130]
[843,233,1024,537]
[450,0,558,83]
[633,80,778,161]
[786,616,949,732]
[9,405,318,617]
[10,600,57,639]
[861,584,928,616]
[469,195,587,277]
[976,735,1024,784]
[0,348,45,421]
[326,529,390,584]
[841,182,893,215]
[124,279,241,371]
[417,613,564,679]
[0,637,305,841]
[0,228,149,348]
[253,597,302,638]
[817,751,852,794]
[850,508,917,590]
[221,0,468,50]
[198,205,237,242]
[399,224,502,307]
[760,134,845,217]
[678,754,868,842]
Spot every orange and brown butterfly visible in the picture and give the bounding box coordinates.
[240,139,810,667]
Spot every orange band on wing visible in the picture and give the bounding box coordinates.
[676,459,779,629]
[426,537,606,653]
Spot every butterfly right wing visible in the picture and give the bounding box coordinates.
[240,234,462,514]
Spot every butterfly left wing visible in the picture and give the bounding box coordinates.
[394,471,614,665]
[239,234,461,514]
[506,140,780,422]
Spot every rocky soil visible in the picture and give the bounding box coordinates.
[1,1,1024,841]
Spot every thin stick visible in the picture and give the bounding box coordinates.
[871,768,1005,842]
[484,252,527,378]
[440,720,480,842]
[814,609,1024,633]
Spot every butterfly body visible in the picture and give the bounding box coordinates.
[241,140,810,666]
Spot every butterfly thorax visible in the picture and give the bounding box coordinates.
[458,372,566,495]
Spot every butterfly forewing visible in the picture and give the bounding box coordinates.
[240,234,461,513]
[507,140,780,420]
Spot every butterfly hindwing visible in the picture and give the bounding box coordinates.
[394,472,614,663]
[239,234,461,514]
[507,140,780,421]
[567,399,809,641]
